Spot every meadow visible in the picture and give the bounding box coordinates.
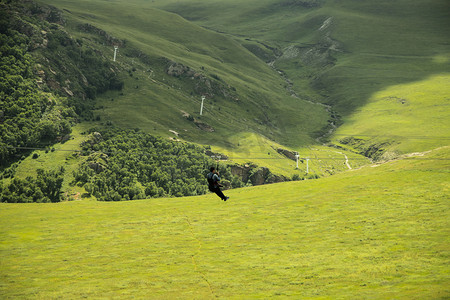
[1,147,448,298]
[334,74,450,156]
[8,124,94,201]
[2,1,448,297]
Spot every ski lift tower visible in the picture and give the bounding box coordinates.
[200,96,205,116]
[113,46,119,62]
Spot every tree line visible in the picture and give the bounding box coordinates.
[0,168,64,203]
[0,26,74,163]
[72,128,243,201]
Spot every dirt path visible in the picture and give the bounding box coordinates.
[331,150,352,170]
[371,146,449,167]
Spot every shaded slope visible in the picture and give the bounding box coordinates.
[154,0,450,116]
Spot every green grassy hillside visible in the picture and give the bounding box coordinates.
[153,0,450,157]
[33,0,449,175]
[334,74,450,159]
[38,0,331,149]
[154,0,450,113]
[27,0,368,184]
[1,147,448,298]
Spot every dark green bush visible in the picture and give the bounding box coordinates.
[73,128,241,200]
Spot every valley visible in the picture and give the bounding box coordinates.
[0,0,449,297]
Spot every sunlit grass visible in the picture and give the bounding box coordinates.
[334,74,450,155]
[212,132,368,177]
[1,147,448,298]
[12,124,93,200]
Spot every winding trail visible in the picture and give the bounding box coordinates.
[337,151,352,170]
[318,149,352,170]
[345,154,351,169]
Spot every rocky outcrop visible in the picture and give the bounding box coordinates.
[38,4,66,25]
[249,167,270,186]
[266,173,289,184]
[63,86,74,96]
[230,164,253,183]
[78,23,125,47]
[194,120,215,132]
[183,111,215,132]
[87,152,108,173]
[165,60,238,100]
[276,148,298,160]
[166,62,195,77]
[230,164,288,186]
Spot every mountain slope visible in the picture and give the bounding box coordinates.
[153,0,450,156]
[37,0,450,157]
[334,74,450,159]
[1,146,448,298]
[154,0,450,113]
[38,0,331,148]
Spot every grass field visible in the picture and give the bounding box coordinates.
[334,74,450,157]
[4,2,448,297]
[1,147,448,298]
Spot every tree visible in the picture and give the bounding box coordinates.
[36,169,64,202]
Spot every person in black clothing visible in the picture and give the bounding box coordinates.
[207,167,229,201]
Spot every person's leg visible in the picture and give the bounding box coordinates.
[214,187,226,200]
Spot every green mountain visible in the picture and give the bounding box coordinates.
[153,0,450,154]
[38,0,330,148]
[1,0,449,201]
[1,0,449,297]
[37,0,450,157]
